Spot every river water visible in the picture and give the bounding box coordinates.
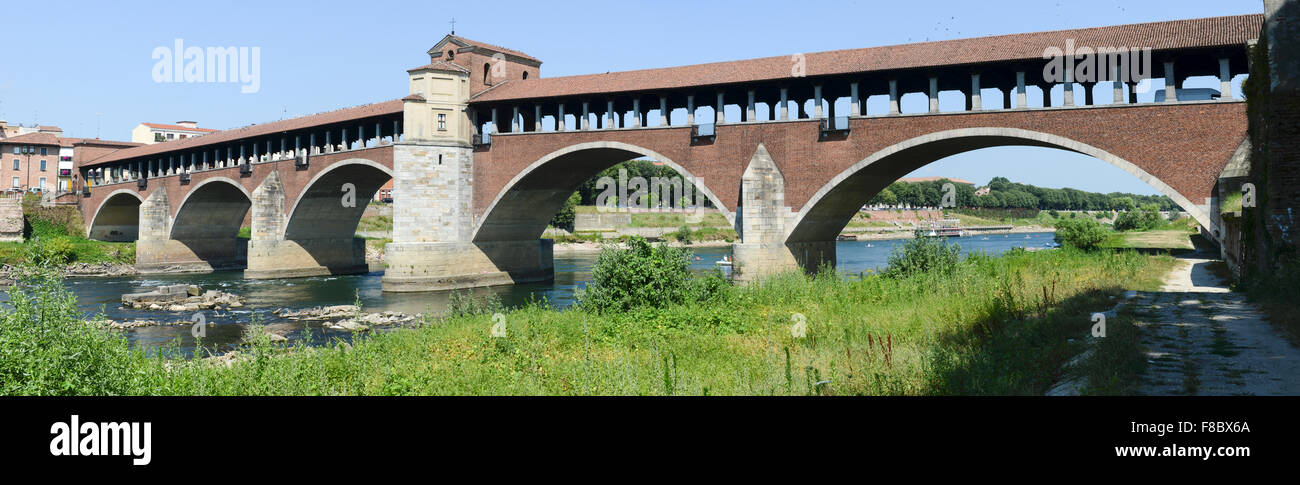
[51,232,1055,354]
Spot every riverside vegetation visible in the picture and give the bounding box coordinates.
[0,232,1175,395]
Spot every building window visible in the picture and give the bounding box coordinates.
[39,177,45,189]
[154,133,165,142]
[484,63,491,84]
[10,147,16,154]
[40,147,47,156]
[437,113,447,131]
[40,160,46,171]
[10,177,17,188]
[12,159,18,170]
[522,71,529,80]
[167,133,174,140]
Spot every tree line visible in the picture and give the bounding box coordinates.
[866,176,1179,212]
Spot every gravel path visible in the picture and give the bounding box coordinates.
[1131,253,1300,395]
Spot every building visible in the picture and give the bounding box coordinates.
[2,132,62,193]
[0,121,62,138]
[0,132,139,195]
[131,121,219,144]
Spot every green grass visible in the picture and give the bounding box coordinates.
[0,196,135,266]
[574,205,730,228]
[0,247,1176,395]
[1101,230,1195,250]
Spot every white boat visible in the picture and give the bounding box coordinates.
[715,255,733,266]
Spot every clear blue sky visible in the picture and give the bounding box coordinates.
[0,0,1264,195]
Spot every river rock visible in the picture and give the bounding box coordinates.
[123,285,245,311]
[280,305,361,321]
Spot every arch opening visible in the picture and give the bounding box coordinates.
[165,178,253,270]
[474,142,731,243]
[788,128,1208,244]
[285,160,392,241]
[88,191,143,242]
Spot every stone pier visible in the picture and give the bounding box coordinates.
[731,144,835,282]
[245,171,369,279]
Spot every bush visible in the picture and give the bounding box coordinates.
[25,236,77,267]
[0,268,152,395]
[883,236,962,278]
[1054,217,1109,250]
[671,226,693,244]
[580,236,715,313]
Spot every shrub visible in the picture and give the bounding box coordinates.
[671,226,693,244]
[1054,217,1108,250]
[24,236,76,267]
[580,236,704,313]
[0,267,152,395]
[883,235,962,278]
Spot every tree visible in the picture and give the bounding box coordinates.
[870,187,898,206]
[550,192,580,230]
[1054,217,1109,250]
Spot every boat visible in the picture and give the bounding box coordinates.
[715,255,733,266]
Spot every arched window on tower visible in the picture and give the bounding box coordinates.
[522,71,529,80]
[484,63,491,84]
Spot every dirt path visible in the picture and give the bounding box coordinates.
[1130,252,1300,395]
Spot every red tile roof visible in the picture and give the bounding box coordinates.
[473,14,1263,103]
[439,35,540,63]
[407,60,471,73]
[86,99,404,167]
[140,122,220,133]
[0,132,62,146]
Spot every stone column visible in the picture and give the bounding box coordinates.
[716,91,725,124]
[1064,68,1075,106]
[659,96,668,126]
[632,99,641,127]
[929,77,941,112]
[557,103,566,131]
[1163,61,1177,102]
[779,88,789,120]
[1113,80,1125,104]
[511,106,520,132]
[581,102,590,130]
[850,82,860,116]
[970,74,982,111]
[534,105,542,132]
[491,108,498,134]
[686,95,695,125]
[889,80,900,114]
[746,89,756,122]
[1016,71,1027,108]
[1219,58,1233,99]
[606,100,615,129]
[813,85,823,118]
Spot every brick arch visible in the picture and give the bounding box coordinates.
[87,189,144,241]
[170,176,252,241]
[283,158,392,240]
[472,141,733,242]
[787,127,1208,243]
